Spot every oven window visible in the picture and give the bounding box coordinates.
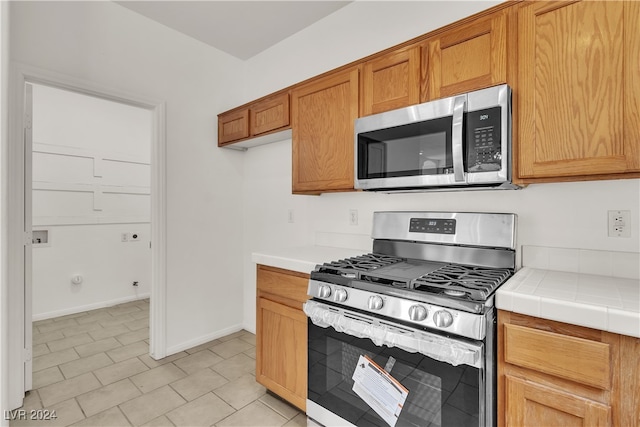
[308,322,481,427]
[357,116,453,179]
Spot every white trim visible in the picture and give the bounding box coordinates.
[23,83,33,392]
[149,101,166,360]
[33,181,151,195]
[7,63,168,408]
[1,2,9,421]
[7,65,27,410]
[33,141,150,165]
[32,294,150,322]
[242,321,256,335]
[165,324,245,356]
[33,216,150,227]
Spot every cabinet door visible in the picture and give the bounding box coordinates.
[218,108,249,145]
[361,45,420,116]
[624,0,640,171]
[250,92,290,136]
[425,9,507,100]
[517,1,635,179]
[255,297,307,411]
[291,67,359,194]
[505,376,610,427]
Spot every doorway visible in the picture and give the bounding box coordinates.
[7,67,167,410]
[30,83,152,321]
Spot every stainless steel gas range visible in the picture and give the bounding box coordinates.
[304,211,517,427]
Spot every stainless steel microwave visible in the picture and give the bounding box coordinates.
[355,84,518,192]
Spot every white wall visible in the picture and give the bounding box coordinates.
[10,1,247,354]
[240,1,640,332]
[31,84,152,320]
[242,1,502,100]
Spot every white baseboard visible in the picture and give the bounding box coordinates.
[242,321,256,335]
[32,293,151,321]
[164,323,245,357]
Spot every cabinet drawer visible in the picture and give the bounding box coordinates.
[504,323,610,390]
[257,265,309,304]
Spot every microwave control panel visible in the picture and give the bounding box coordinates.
[466,106,502,172]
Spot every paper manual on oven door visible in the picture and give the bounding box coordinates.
[352,355,409,427]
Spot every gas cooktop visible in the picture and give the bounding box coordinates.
[307,212,517,339]
[315,253,512,302]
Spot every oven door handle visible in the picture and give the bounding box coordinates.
[304,300,483,368]
[452,95,466,183]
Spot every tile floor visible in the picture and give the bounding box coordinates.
[10,299,305,427]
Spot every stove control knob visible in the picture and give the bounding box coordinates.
[317,285,332,299]
[367,295,384,310]
[333,288,348,303]
[433,310,454,328]
[408,305,428,321]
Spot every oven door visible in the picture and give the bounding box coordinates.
[305,300,491,427]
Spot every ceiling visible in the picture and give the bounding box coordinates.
[115,1,352,60]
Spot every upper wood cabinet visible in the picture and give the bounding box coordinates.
[218,108,249,145]
[218,92,290,146]
[516,0,640,181]
[361,45,421,116]
[291,67,359,194]
[424,8,508,101]
[250,92,290,136]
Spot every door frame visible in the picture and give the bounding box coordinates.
[7,63,168,409]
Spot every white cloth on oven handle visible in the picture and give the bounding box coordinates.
[303,300,482,368]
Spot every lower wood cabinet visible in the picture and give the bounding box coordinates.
[498,310,640,427]
[256,265,309,411]
[504,375,610,426]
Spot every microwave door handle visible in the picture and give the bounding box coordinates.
[452,95,466,182]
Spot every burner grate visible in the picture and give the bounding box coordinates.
[318,253,404,275]
[413,264,513,300]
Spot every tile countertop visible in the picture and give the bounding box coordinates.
[496,246,640,339]
[252,244,640,338]
[252,245,366,275]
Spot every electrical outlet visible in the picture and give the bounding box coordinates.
[349,209,358,226]
[121,233,129,242]
[608,210,631,238]
[288,209,295,223]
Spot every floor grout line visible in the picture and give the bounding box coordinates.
[17,300,304,427]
